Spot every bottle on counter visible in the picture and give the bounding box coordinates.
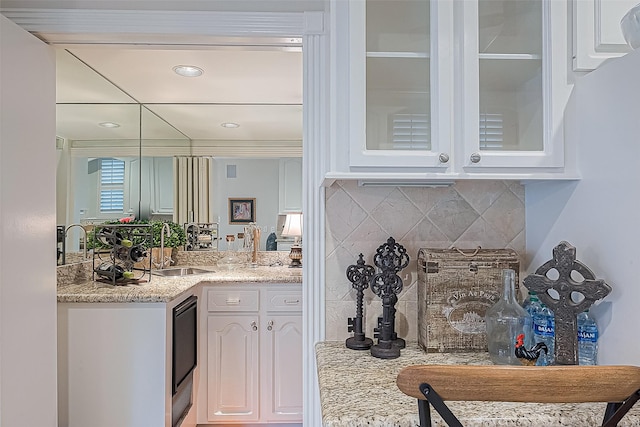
[485,269,532,365]
[521,291,532,311]
[533,303,555,365]
[97,227,132,248]
[94,262,135,281]
[217,235,244,270]
[577,310,599,365]
[114,244,147,263]
[522,291,542,347]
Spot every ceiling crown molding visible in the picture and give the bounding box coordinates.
[1,8,324,42]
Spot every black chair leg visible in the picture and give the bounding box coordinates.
[602,389,640,427]
[419,383,463,427]
[418,399,431,427]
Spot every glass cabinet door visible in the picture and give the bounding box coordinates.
[349,0,453,169]
[460,0,564,169]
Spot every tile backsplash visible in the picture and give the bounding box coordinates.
[325,180,525,342]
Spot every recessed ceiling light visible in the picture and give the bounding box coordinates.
[173,65,204,77]
[221,122,240,129]
[99,122,120,128]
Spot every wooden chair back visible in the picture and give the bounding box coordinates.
[397,364,640,427]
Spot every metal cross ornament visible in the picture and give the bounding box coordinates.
[523,241,611,365]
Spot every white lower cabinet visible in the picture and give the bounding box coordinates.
[200,284,303,424]
[207,313,260,422]
[58,296,198,427]
[261,289,304,422]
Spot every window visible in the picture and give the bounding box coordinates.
[99,158,125,213]
[391,113,430,150]
[479,113,504,150]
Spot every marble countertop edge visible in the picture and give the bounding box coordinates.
[57,266,302,303]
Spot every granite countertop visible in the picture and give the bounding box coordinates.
[316,341,640,427]
[57,265,302,303]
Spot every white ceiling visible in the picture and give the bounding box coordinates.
[55,45,303,143]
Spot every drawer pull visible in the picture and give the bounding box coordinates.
[284,299,300,305]
[226,298,241,305]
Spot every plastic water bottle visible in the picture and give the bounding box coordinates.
[577,310,599,365]
[522,292,542,347]
[521,291,533,311]
[532,303,555,365]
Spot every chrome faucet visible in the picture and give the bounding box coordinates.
[65,223,88,261]
[159,222,171,269]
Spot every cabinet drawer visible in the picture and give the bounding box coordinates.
[265,289,302,312]
[207,289,259,312]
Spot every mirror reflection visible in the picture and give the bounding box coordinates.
[55,46,302,264]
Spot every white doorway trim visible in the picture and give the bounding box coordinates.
[2,8,326,426]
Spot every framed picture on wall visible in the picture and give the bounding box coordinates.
[229,198,256,224]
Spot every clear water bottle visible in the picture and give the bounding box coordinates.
[577,310,599,365]
[522,292,542,347]
[532,303,555,365]
[485,269,532,365]
[522,291,535,311]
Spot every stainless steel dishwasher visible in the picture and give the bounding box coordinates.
[172,295,197,427]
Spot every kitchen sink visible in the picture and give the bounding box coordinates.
[152,267,214,277]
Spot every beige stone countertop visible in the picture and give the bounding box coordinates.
[57,266,302,304]
[316,341,640,427]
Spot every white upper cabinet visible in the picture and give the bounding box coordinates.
[278,158,302,213]
[348,0,453,171]
[458,0,566,170]
[334,0,573,179]
[573,0,635,71]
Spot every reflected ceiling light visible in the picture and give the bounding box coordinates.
[172,65,204,77]
[220,122,240,129]
[99,122,120,128]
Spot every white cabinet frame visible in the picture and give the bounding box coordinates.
[573,0,634,72]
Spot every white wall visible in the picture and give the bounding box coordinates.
[213,158,281,250]
[56,141,69,225]
[0,15,58,426]
[526,48,640,365]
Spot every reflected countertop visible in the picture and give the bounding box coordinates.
[57,265,302,304]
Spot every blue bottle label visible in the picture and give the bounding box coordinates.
[533,322,554,337]
[578,330,598,343]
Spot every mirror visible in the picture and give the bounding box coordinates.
[56,46,302,264]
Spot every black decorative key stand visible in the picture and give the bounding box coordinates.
[345,254,375,350]
[523,241,611,365]
[370,237,410,359]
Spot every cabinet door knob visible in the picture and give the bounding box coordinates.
[438,153,450,164]
[250,321,258,331]
[267,320,274,331]
[470,152,481,163]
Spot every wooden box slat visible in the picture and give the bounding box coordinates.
[417,248,520,353]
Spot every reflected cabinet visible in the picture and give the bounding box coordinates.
[345,0,570,174]
[200,285,303,424]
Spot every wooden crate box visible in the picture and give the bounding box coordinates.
[417,248,520,352]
